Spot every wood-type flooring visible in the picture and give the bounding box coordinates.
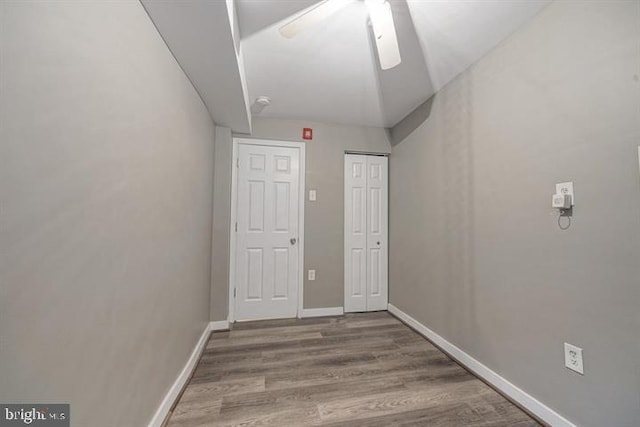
[166,312,540,427]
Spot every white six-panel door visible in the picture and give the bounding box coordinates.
[344,154,388,312]
[344,155,368,312]
[235,144,300,321]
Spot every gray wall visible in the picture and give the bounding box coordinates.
[389,2,640,426]
[210,118,390,319]
[0,2,215,426]
[210,126,233,321]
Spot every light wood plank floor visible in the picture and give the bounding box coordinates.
[166,312,540,427]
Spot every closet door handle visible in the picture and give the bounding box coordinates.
[290,238,297,245]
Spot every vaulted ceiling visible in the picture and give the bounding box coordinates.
[144,0,551,132]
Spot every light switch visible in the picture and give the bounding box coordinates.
[309,190,317,201]
[308,270,316,281]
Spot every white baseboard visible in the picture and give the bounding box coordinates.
[301,307,344,318]
[210,320,230,331]
[387,304,575,427]
[148,322,211,427]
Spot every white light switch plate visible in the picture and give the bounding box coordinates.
[556,182,575,204]
[564,342,584,375]
[309,190,317,201]
[308,269,316,281]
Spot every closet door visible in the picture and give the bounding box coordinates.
[344,155,368,312]
[365,155,388,311]
[344,154,388,312]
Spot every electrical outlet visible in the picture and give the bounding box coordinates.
[308,269,316,281]
[556,182,575,204]
[564,343,584,375]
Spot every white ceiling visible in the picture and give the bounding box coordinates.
[238,0,551,128]
[240,1,386,127]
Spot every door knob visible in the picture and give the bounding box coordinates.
[377,241,381,245]
[290,238,297,245]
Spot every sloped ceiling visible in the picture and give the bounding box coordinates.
[406,0,552,92]
[239,0,551,128]
[142,0,252,133]
[143,0,551,131]
[240,1,387,127]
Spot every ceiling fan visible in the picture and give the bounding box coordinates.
[279,0,401,70]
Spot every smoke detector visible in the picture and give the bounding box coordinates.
[251,96,272,115]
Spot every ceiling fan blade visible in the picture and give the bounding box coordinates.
[279,0,352,38]
[366,0,401,70]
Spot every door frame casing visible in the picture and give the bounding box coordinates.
[228,138,306,322]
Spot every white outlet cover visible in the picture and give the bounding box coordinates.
[308,269,316,281]
[556,182,575,204]
[309,190,317,201]
[564,342,584,375]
